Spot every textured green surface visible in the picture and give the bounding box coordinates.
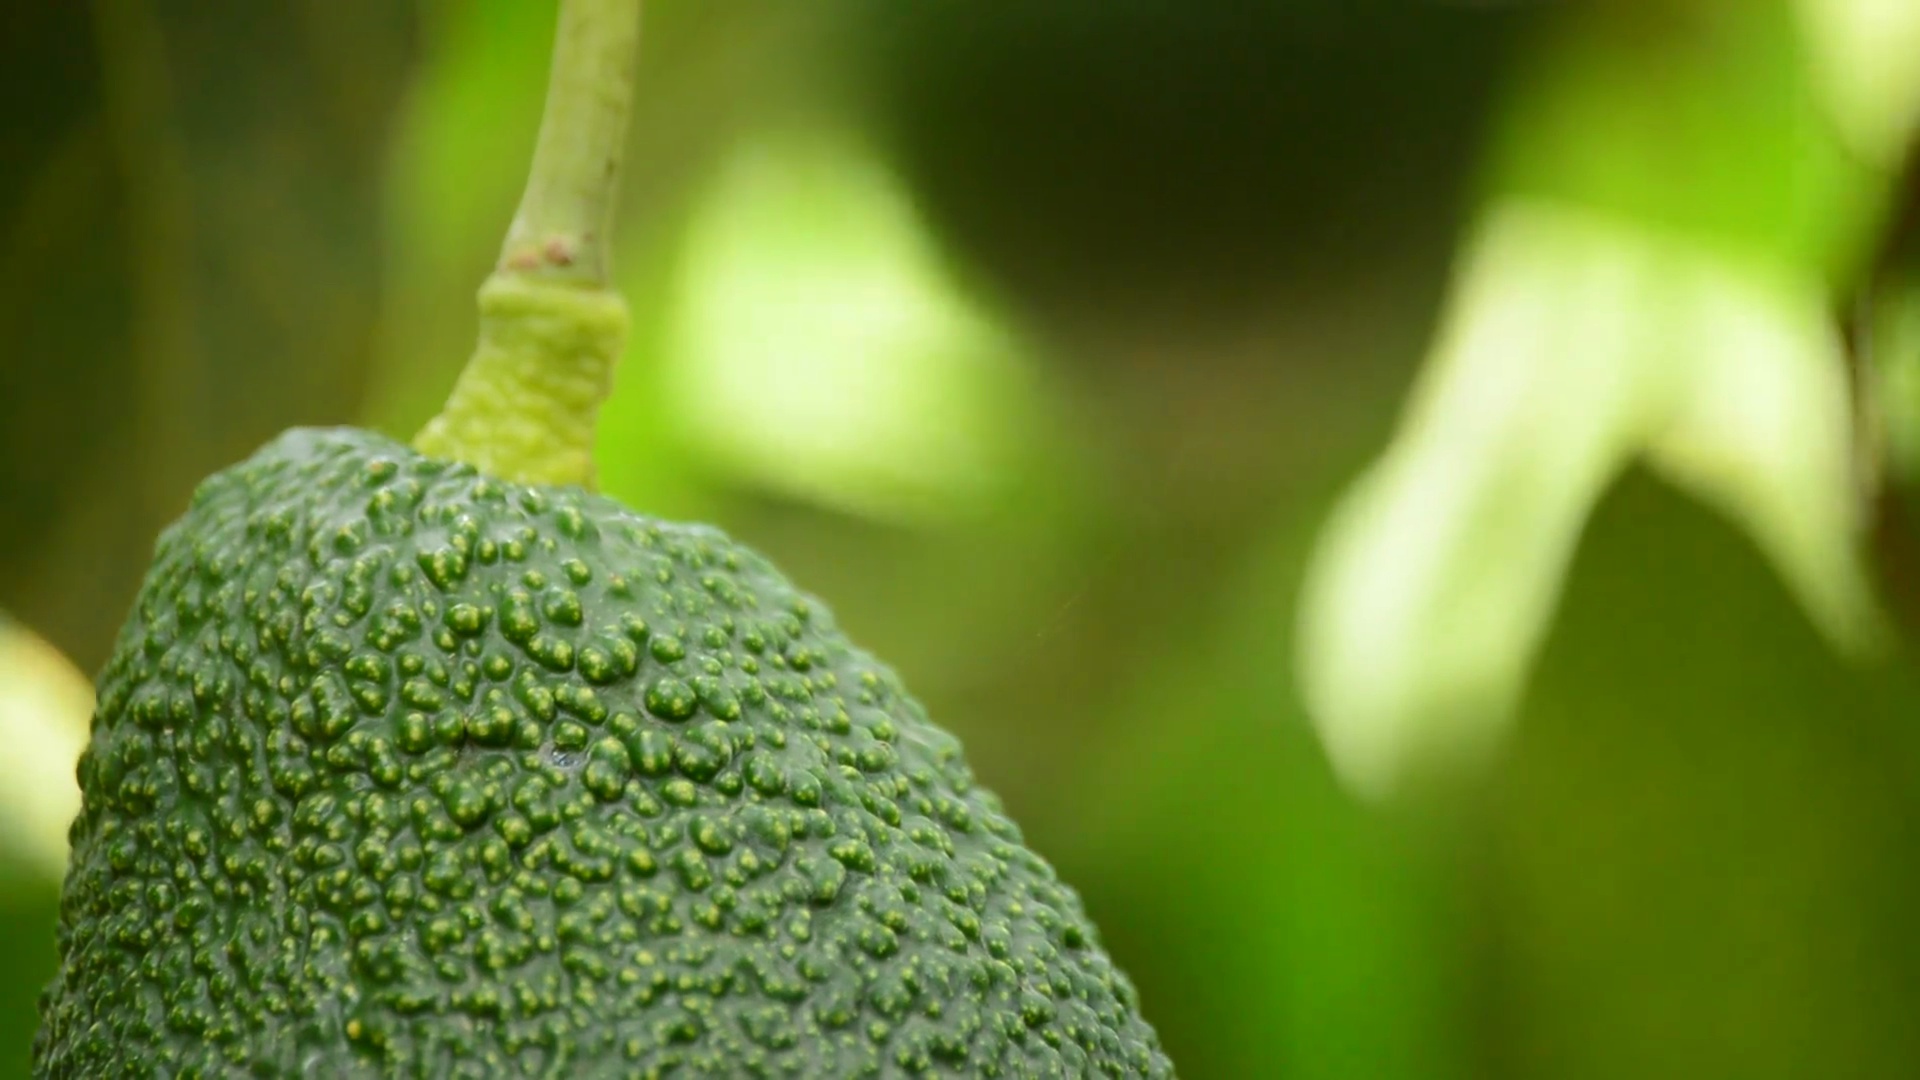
[35,429,1170,1078]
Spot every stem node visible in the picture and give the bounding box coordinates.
[414,0,643,489]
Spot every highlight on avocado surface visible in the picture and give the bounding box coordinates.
[32,0,1171,1075]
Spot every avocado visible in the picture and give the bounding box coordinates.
[34,428,1172,1078]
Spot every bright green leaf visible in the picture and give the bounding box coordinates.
[658,126,1041,523]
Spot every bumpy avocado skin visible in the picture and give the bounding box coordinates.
[34,429,1172,1078]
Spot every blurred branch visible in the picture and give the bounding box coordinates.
[497,0,644,286]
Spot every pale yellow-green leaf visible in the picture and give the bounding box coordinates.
[1793,0,1920,168]
[1298,202,1664,801]
[1298,199,1879,802]
[658,126,1039,524]
[0,620,91,882]
[1642,260,1885,656]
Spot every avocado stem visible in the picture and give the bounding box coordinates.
[414,0,643,489]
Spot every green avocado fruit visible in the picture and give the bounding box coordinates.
[34,428,1172,1078]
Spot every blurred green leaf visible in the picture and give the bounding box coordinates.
[1793,0,1920,168]
[1641,251,1879,655]
[1300,199,1880,801]
[1488,0,1879,283]
[1300,203,1662,799]
[1299,0,1910,801]
[1494,469,1920,1079]
[658,125,1044,523]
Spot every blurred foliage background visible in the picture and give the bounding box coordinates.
[5,1,1920,1076]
